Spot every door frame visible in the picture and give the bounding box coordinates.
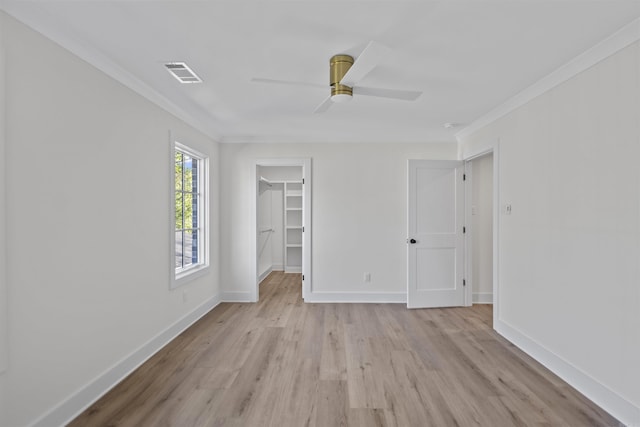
[463,141,500,328]
[251,158,312,302]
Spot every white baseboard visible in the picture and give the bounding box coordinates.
[221,291,253,303]
[472,292,493,304]
[30,294,221,427]
[305,291,406,304]
[258,267,273,284]
[496,320,640,427]
[284,267,302,273]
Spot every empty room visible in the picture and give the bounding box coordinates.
[1,1,639,426]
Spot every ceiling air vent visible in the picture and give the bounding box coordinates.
[164,62,202,84]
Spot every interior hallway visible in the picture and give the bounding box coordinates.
[69,272,618,426]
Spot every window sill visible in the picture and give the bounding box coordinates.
[172,264,210,289]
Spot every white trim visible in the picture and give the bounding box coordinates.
[305,291,406,304]
[492,143,500,328]
[28,294,221,427]
[170,136,210,290]
[464,161,473,307]
[221,291,253,303]
[461,141,501,329]
[0,14,7,375]
[258,266,273,284]
[252,158,312,303]
[472,292,493,304]
[496,320,640,427]
[0,3,222,142]
[456,17,640,142]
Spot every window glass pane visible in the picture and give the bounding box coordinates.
[175,231,183,268]
[183,191,193,230]
[175,191,183,230]
[174,146,205,279]
[191,194,198,228]
[175,151,183,191]
[191,158,198,193]
[184,155,193,192]
[183,229,198,267]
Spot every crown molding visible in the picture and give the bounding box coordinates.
[456,17,640,142]
[1,4,222,142]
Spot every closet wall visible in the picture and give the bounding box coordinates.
[257,166,302,282]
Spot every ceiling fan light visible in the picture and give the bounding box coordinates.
[331,93,352,103]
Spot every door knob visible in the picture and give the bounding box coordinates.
[409,238,417,244]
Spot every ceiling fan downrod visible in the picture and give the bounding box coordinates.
[330,54,354,102]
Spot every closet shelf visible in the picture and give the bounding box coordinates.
[259,176,273,187]
[284,180,303,272]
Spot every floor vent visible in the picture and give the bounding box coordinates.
[164,62,202,84]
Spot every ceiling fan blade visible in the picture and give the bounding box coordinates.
[340,41,391,87]
[314,96,333,114]
[353,86,422,101]
[251,77,325,89]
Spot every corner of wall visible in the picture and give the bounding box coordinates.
[0,10,9,426]
[495,320,640,427]
[0,6,9,375]
[29,295,221,427]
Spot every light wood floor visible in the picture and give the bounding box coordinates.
[70,272,620,427]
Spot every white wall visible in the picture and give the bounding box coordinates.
[0,12,8,426]
[221,142,458,302]
[259,166,303,183]
[3,13,220,427]
[471,153,493,303]
[460,41,640,423]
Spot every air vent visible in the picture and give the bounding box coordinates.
[164,62,202,84]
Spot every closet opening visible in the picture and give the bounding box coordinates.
[464,146,499,328]
[252,159,311,302]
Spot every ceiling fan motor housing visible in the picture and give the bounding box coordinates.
[330,54,354,97]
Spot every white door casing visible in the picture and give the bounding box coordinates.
[407,160,465,308]
[252,158,311,302]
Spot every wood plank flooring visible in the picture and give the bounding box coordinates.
[69,272,621,426]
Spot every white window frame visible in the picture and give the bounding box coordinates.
[171,139,209,289]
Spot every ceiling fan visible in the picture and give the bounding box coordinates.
[252,41,423,113]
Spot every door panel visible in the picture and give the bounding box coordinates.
[416,248,456,291]
[416,167,457,234]
[408,160,464,308]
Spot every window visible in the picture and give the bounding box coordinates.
[173,142,208,286]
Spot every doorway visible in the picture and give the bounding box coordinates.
[406,150,498,322]
[467,153,494,306]
[252,158,311,302]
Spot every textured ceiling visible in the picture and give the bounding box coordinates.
[3,1,640,143]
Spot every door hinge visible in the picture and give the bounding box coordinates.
[302,226,304,232]
[463,279,466,287]
[302,275,305,281]
[463,226,466,233]
[302,178,305,184]
[463,173,466,181]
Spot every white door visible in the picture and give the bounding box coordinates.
[407,160,465,308]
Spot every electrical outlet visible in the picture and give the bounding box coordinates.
[504,204,512,215]
[364,272,371,283]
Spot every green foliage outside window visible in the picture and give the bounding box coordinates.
[175,151,195,230]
